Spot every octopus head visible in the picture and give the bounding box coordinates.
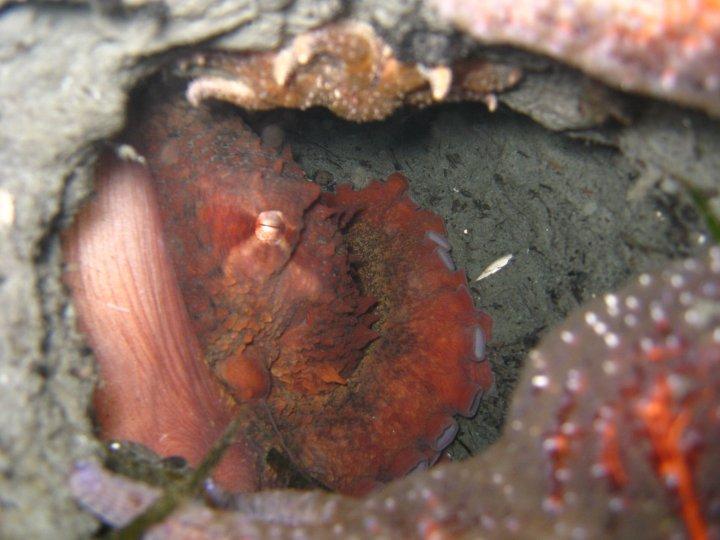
[197,175,321,283]
[223,208,296,281]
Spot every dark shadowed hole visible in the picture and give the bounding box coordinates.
[82,72,709,497]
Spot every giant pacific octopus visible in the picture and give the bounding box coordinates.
[72,247,720,539]
[63,84,493,495]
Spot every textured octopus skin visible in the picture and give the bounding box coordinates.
[72,247,720,539]
[63,87,493,495]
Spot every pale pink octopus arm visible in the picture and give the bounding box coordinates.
[63,151,258,492]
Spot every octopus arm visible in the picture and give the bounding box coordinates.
[63,152,260,491]
[273,173,494,494]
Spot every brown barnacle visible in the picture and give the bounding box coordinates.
[183,21,522,122]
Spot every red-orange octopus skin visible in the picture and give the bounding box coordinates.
[65,86,493,495]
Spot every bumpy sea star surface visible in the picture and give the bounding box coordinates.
[63,84,493,495]
[72,247,720,538]
[184,21,521,121]
[431,0,720,116]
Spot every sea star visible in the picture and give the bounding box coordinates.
[430,0,720,117]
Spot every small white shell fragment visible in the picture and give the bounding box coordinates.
[0,189,14,226]
[476,254,513,281]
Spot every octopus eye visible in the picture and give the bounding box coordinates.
[255,210,286,244]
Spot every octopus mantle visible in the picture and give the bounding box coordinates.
[63,87,493,495]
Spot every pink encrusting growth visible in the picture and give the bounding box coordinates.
[63,84,493,495]
[431,0,720,116]
[72,247,720,538]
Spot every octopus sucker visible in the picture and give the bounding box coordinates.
[63,82,493,496]
[72,247,720,539]
[183,21,521,122]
